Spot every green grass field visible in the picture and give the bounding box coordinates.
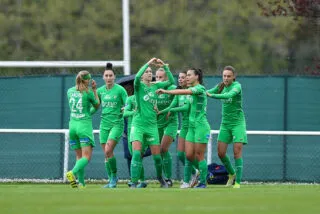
[0,183,319,214]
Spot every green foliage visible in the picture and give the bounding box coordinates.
[0,0,317,76]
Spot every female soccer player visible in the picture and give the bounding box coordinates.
[130,57,175,188]
[95,63,128,188]
[158,71,199,187]
[155,68,178,187]
[123,94,136,160]
[124,94,150,188]
[66,70,100,188]
[206,65,247,189]
[156,68,211,188]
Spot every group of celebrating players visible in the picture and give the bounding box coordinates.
[65,57,247,189]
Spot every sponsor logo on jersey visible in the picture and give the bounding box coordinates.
[71,113,85,118]
[146,137,155,142]
[143,95,150,101]
[222,98,232,103]
[71,92,82,98]
[103,94,111,100]
[158,94,165,99]
[143,92,157,105]
[102,101,118,108]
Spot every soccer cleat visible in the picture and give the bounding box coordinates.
[78,183,86,189]
[165,179,173,187]
[194,183,207,188]
[127,181,134,188]
[66,171,78,188]
[233,182,240,189]
[102,184,110,188]
[180,182,190,189]
[226,174,236,187]
[189,169,200,188]
[137,182,148,188]
[107,176,118,188]
[157,177,169,188]
[130,182,138,189]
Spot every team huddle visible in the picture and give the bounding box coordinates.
[66,58,247,189]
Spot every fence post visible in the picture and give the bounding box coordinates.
[283,76,288,182]
[207,131,213,164]
[63,130,69,182]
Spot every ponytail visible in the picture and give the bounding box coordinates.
[190,68,204,85]
[76,70,91,93]
[217,82,225,94]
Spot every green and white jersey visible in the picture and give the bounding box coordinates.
[161,94,190,128]
[157,84,177,128]
[123,95,136,127]
[67,87,99,121]
[188,84,208,128]
[177,95,190,128]
[207,81,245,124]
[97,83,128,126]
[133,63,175,127]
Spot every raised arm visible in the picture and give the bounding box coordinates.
[134,64,148,89]
[154,59,175,88]
[163,64,175,85]
[90,81,100,115]
[134,58,157,89]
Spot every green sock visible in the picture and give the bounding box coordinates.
[192,159,199,169]
[140,165,145,182]
[235,158,243,184]
[130,150,142,183]
[108,157,117,178]
[183,159,192,183]
[178,151,196,174]
[177,151,186,165]
[105,160,112,179]
[72,157,89,175]
[162,151,172,179]
[192,159,198,174]
[220,155,235,175]
[152,154,163,178]
[77,168,85,186]
[198,160,208,184]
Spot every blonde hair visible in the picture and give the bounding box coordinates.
[156,68,167,80]
[76,70,90,93]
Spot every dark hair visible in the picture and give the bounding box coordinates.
[106,62,113,70]
[104,62,115,75]
[218,65,236,93]
[190,68,204,85]
[176,70,187,89]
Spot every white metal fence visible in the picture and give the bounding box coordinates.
[0,129,319,183]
